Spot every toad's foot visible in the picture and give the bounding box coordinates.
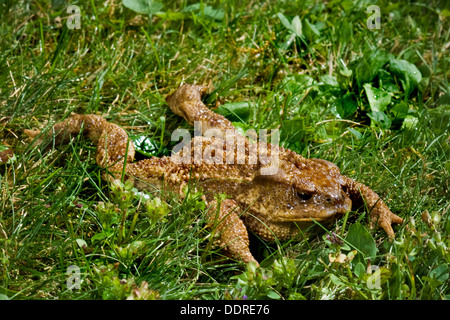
[344,177,403,238]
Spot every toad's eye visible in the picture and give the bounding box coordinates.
[296,192,312,201]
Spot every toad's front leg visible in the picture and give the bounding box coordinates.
[207,198,257,265]
[344,176,403,238]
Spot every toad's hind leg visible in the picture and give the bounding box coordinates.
[25,114,174,189]
[166,84,236,135]
[25,114,135,179]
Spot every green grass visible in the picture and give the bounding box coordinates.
[0,0,449,300]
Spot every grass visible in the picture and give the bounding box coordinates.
[0,0,449,300]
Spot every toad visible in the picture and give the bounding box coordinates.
[25,84,403,264]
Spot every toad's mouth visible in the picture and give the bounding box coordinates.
[275,203,351,223]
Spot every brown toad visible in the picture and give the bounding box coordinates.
[25,84,403,264]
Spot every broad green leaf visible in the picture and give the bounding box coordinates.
[291,16,302,37]
[401,115,419,130]
[336,93,358,118]
[181,3,224,21]
[429,264,449,283]
[215,101,254,122]
[368,110,392,129]
[354,262,366,279]
[266,290,281,299]
[91,231,112,244]
[288,292,306,300]
[389,58,422,92]
[132,135,163,157]
[390,102,410,127]
[345,223,377,260]
[352,50,390,87]
[320,74,339,87]
[330,274,346,286]
[378,69,401,94]
[348,127,362,139]
[364,83,392,128]
[369,50,391,72]
[282,74,315,94]
[391,102,409,120]
[202,5,224,21]
[76,238,87,248]
[339,65,353,78]
[364,83,391,112]
[277,12,293,32]
[303,18,320,42]
[122,0,163,15]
